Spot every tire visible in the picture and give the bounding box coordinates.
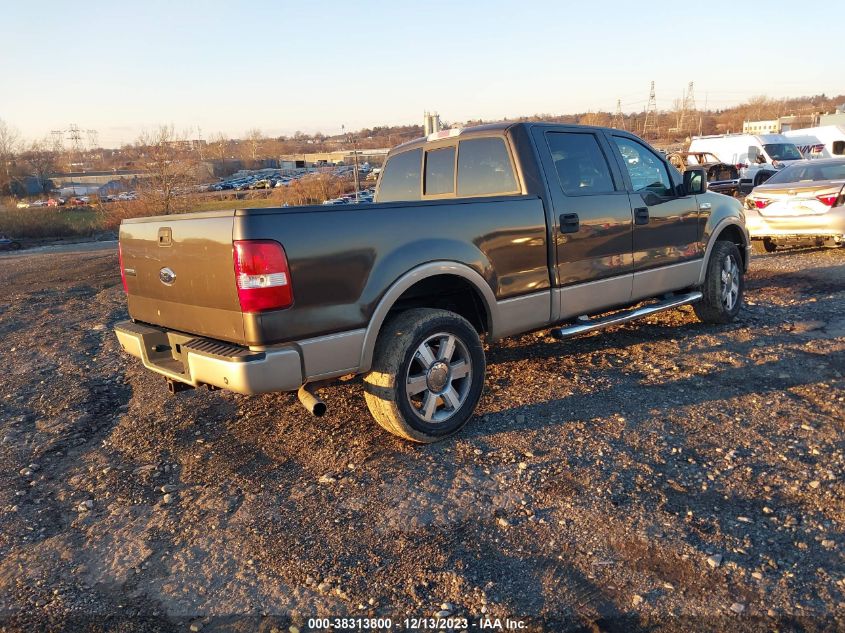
[9,241,21,251]
[694,240,745,324]
[363,308,486,443]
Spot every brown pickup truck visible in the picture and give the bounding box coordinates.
[115,122,750,442]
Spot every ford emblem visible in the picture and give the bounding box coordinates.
[159,267,176,285]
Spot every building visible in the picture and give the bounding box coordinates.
[423,111,442,136]
[742,120,781,134]
[278,149,390,168]
[742,113,822,135]
[820,105,845,126]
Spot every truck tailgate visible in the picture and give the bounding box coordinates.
[119,211,245,343]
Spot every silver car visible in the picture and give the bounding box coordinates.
[745,158,845,252]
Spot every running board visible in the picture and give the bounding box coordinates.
[550,291,702,340]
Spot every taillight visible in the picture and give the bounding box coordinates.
[753,199,772,209]
[816,193,841,207]
[118,242,128,293]
[735,163,748,170]
[233,240,293,312]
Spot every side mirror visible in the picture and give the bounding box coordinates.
[747,146,760,163]
[683,168,707,195]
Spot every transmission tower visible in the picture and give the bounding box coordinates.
[642,81,658,138]
[677,82,696,134]
[612,99,625,130]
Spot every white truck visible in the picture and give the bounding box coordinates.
[688,133,804,192]
[782,125,845,159]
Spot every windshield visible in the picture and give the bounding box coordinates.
[765,160,845,184]
[763,143,803,161]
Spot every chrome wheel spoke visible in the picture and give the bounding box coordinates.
[441,386,461,410]
[415,342,437,369]
[439,334,456,362]
[421,392,438,421]
[406,373,428,396]
[450,359,470,380]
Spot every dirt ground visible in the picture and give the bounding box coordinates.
[0,245,843,632]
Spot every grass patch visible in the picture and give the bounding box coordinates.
[0,208,104,239]
[0,193,295,240]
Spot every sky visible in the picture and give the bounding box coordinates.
[2,0,844,148]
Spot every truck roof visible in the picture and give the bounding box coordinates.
[390,121,630,154]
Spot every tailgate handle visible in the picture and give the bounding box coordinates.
[157,227,172,247]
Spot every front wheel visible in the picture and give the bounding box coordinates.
[363,308,486,443]
[694,240,745,324]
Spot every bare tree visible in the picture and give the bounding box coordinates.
[244,128,264,162]
[0,118,20,194]
[25,139,59,194]
[209,132,229,162]
[135,125,198,214]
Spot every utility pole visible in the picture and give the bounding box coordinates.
[342,125,360,202]
[642,81,658,139]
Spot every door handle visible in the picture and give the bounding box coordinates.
[634,207,649,225]
[559,213,579,234]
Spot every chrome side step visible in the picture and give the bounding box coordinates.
[550,291,702,341]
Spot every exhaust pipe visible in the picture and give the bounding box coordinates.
[297,384,327,417]
[166,379,194,394]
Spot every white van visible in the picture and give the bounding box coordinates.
[688,133,804,191]
[782,125,845,159]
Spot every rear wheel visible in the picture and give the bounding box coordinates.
[363,308,486,443]
[9,241,21,251]
[694,240,744,324]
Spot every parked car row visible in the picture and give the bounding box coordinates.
[322,188,376,205]
[15,196,91,209]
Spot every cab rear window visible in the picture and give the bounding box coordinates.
[424,147,455,195]
[457,137,518,196]
[377,149,422,202]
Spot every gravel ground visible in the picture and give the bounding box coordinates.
[0,246,843,632]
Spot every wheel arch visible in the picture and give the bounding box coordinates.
[358,262,498,373]
[698,216,751,285]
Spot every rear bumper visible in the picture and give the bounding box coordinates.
[114,321,303,394]
[745,207,845,239]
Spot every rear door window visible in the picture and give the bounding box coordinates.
[457,137,518,196]
[545,132,616,195]
[377,149,422,202]
[424,147,455,195]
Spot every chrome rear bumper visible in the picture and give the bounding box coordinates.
[114,321,303,394]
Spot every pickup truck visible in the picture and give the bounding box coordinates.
[115,122,751,443]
